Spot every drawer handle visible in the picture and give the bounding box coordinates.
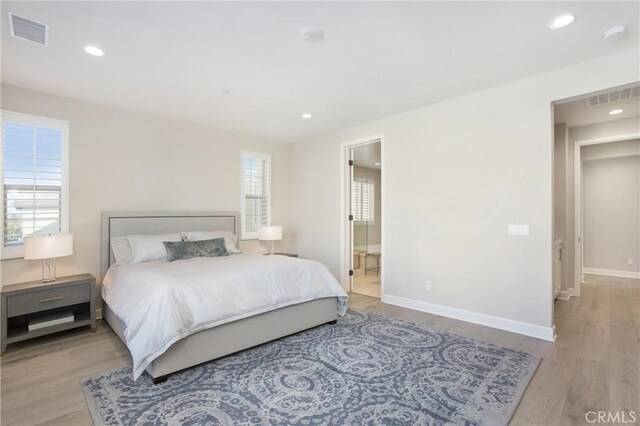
[40,296,65,303]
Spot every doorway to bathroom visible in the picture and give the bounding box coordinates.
[347,140,382,298]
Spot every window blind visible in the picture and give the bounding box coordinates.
[241,151,271,239]
[351,179,375,223]
[1,113,68,258]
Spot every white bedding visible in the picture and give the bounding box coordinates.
[102,253,348,379]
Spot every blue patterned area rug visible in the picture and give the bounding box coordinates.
[81,310,539,425]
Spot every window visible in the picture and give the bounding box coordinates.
[1,111,69,259]
[241,150,271,239]
[351,178,375,223]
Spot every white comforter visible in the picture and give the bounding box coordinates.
[102,253,348,379]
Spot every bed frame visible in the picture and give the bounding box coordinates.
[101,211,338,383]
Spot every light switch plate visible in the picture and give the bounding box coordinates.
[508,225,529,236]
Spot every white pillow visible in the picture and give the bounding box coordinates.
[127,233,183,263]
[182,230,241,254]
[111,236,134,266]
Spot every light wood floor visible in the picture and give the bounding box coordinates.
[352,266,381,298]
[0,274,637,425]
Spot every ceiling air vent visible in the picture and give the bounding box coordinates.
[587,86,640,107]
[8,13,48,46]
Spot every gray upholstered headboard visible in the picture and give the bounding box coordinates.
[101,211,239,278]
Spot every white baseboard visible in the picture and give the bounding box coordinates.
[583,268,640,279]
[381,294,555,342]
[557,287,577,300]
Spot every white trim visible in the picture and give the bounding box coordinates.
[239,150,272,240]
[382,294,556,342]
[583,267,640,279]
[573,138,583,298]
[557,287,577,300]
[574,133,640,147]
[339,134,384,295]
[582,151,640,162]
[573,130,640,295]
[0,110,70,260]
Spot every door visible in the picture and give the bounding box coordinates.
[348,148,355,292]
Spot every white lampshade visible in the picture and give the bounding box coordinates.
[23,233,74,260]
[258,226,282,241]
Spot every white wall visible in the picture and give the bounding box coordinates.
[582,138,640,161]
[582,140,639,274]
[570,117,640,143]
[292,47,639,335]
[0,84,293,287]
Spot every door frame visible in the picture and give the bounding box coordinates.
[340,134,385,295]
[572,131,640,296]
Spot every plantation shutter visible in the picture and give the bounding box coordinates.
[241,151,271,239]
[351,178,375,223]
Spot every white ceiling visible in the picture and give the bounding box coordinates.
[555,84,640,127]
[2,2,638,142]
[353,142,381,170]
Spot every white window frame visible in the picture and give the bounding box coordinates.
[1,110,69,260]
[240,150,271,240]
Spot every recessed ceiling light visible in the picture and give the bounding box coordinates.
[608,109,623,115]
[550,14,575,29]
[301,113,312,119]
[375,162,381,166]
[84,45,104,56]
[299,27,324,42]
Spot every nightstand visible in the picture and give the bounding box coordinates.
[274,253,298,258]
[1,273,96,355]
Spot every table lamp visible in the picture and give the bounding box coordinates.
[23,233,74,282]
[258,226,282,255]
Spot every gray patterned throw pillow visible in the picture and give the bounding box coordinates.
[163,238,228,262]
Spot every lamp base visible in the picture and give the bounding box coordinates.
[42,258,57,283]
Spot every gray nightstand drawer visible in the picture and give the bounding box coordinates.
[7,283,90,317]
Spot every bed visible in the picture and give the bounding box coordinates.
[101,211,348,383]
